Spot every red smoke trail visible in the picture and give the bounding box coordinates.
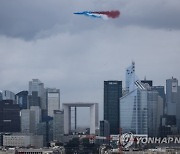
[93,10,120,18]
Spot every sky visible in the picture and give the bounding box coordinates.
[0,0,180,126]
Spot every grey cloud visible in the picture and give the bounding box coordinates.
[0,0,180,40]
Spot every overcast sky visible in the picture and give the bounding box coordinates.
[0,0,180,126]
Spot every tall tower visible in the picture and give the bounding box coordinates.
[126,62,136,92]
[0,100,20,132]
[46,88,60,117]
[28,79,46,114]
[166,77,178,115]
[104,81,122,134]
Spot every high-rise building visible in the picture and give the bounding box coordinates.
[28,79,46,110]
[15,91,28,109]
[28,91,41,108]
[147,91,163,137]
[30,106,42,129]
[100,120,110,137]
[21,109,35,134]
[104,81,122,134]
[120,88,148,134]
[53,110,64,142]
[0,91,2,101]
[29,79,44,97]
[46,88,60,117]
[176,86,180,132]
[21,106,41,134]
[152,86,166,114]
[0,100,20,132]
[125,62,136,92]
[166,77,178,115]
[37,120,53,146]
[2,90,15,102]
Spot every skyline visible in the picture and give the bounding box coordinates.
[0,0,180,125]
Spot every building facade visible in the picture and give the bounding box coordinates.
[166,77,178,116]
[28,79,46,110]
[104,81,122,134]
[3,134,43,148]
[2,90,15,102]
[15,91,28,109]
[21,109,35,134]
[120,89,148,134]
[53,110,64,142]
[0,100,20,132]
[46,88,60,117]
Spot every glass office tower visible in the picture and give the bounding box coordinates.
[104,81,122,134]
[120,89,148,134]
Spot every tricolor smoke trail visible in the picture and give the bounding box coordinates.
[92,11,120,18]
[74,10,120,19]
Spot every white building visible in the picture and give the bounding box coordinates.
[63,102,99,135]
[3,134,43,148]
[2,90,15,101]
[46,88,60,117]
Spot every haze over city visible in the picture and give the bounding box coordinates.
[0,0,180,126]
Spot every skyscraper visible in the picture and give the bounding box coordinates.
[152,86,166,114]
[0,100,20,132]
[126,62,136,92]
[166,77,178,116]
[120,88,148,134]
[2,90,15,102]
[21,109,36,133]
[15,91,28,109]
[46,88,60,117]
[28,79,46,110]
[53,110,64,142]
[104,81,122,134]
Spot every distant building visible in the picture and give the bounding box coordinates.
[120,88,148,134]
[104,81,122,134]
[21,109,35,134]
[152,86,166,114]
[15,91,28,109]
[28,79,46,111]
[176,86,180,132]
[0,92,2,101]
[28,91,41,108]
[166,77,179,116]
[0,100,20,132]
[141,80,153,87]
[63,103,98,135]
[37,120,53,146]
[3,134,43,148]
[147,90,163,137]
[53,110,64,142]
[120,86,164,136]
[125,62,136,92]
[159,115,177,137]
[100,120,110,144]
[21,106,41,134]
[46,88,60,117]
[2,90,15,102]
